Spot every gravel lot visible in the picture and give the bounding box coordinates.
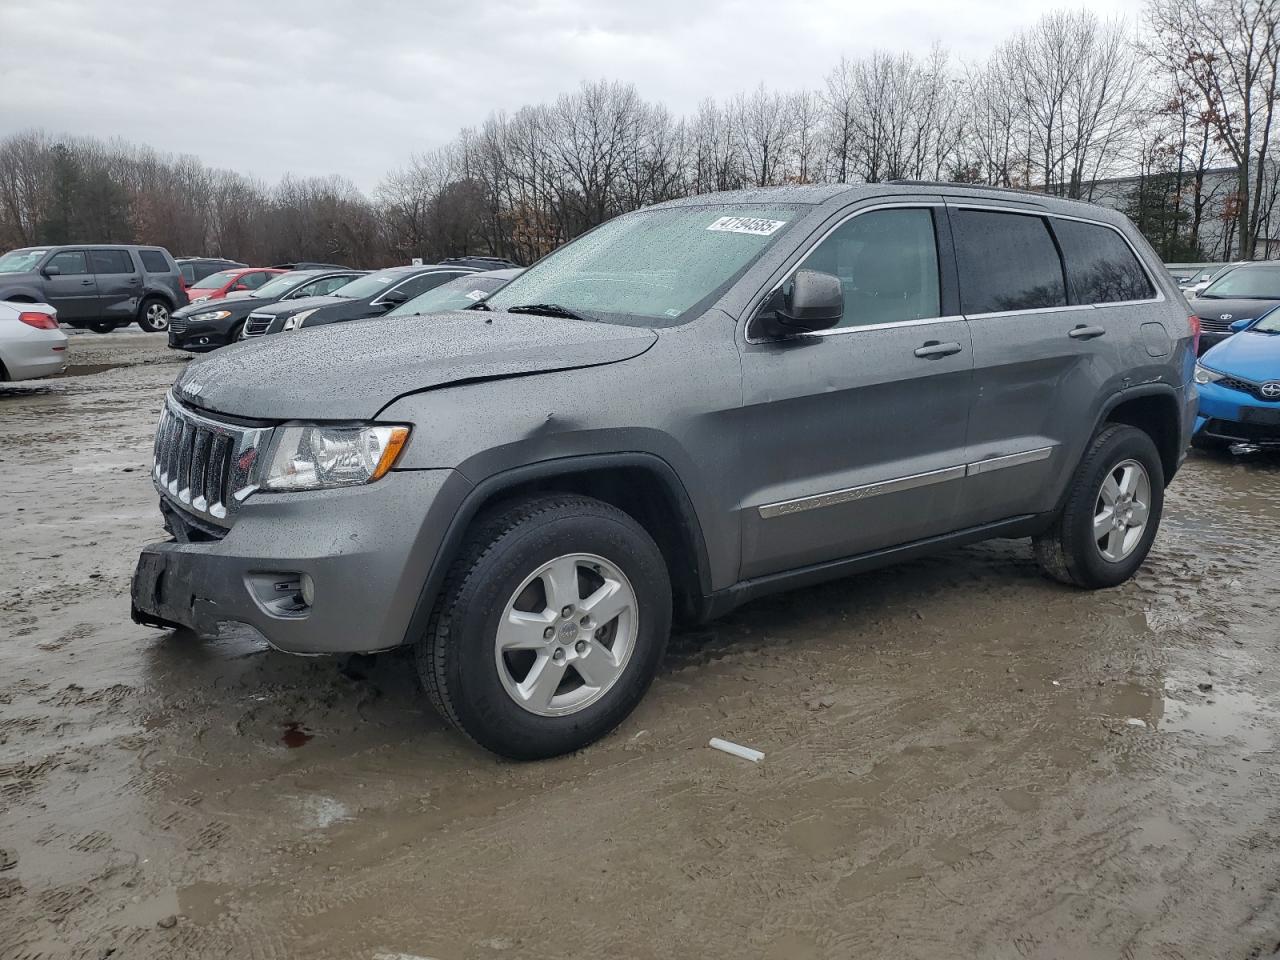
[2,331,1279,960]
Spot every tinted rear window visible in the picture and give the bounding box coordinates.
[952,210,1066,314]
[1052,220,1154,304]
[90,249,134,274]
[139,250,171,273]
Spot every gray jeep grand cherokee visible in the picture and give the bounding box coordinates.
[132,183,1197,760]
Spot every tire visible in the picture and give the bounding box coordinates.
[418,494,672,760]
[89,321,117,334]
[1033,424,1165,589]
[136,297,171,333]
[225,320,245,346]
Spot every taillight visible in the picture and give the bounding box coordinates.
[18,311,58,330]
[1188,314,1201,352]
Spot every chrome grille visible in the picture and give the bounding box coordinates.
[1198,315,1236,334]
[169,316,188,335]
[152,393,268,527]
[244,312,273,337]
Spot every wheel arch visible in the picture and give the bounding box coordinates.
[1097,385,1184,483]
[403,454,714,647]
[1,289,41,303]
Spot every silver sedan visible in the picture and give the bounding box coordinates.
[0,301,67,381]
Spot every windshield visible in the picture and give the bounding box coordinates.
[0,249,48,274]
[1201,265,1280,299]
[387,275,508,317]
[484,204,804,325]
[329,271,404,299]
[191,269,238,290]
[1253,308,1280,333]
[253,272,307,300]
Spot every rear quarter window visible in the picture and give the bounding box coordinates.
[139,250,171,273]
[90,249,135,274]
[1052,220,1155,304]
[952,210,1067,315]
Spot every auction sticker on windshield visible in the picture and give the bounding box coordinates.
[707,216,787,236]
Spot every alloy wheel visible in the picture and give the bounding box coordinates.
[494,552,638,717]
[1093,458,1151,563]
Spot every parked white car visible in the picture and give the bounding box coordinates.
[0,300,67,381]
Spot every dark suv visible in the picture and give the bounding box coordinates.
[133,183,1196,760]
[0,245,188,333]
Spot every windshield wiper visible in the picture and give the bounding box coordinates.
[505,303,594,321]
[467,301,491,311]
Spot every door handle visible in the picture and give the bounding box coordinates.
[914,340,963,359]
[1068,324,1106,340]
[80,279,93,286]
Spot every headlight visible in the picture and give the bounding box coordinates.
[190,309,232,323]
[260,424,410,491]
[282,308,319,332]
[1194,362,1224,385]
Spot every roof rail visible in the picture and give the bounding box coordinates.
[886,179,1058,200]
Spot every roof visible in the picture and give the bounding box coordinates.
[652,181,1123,218]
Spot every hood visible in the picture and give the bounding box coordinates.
[1201,329,1280,381]
[223,289,257,301]
[186,291,226,305]
[176,310,658,419]
[247,294,347,318]
[1188,296,1280,324]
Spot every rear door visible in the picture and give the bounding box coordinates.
[949,204,1128,525]
[41,250,98,320]
[89,248,141,321]
[737,202,975,578]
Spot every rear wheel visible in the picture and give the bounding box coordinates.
[417,494,671,760]
[1033,424,1165,589]
[89,320,116,334]
[136,298,170,333]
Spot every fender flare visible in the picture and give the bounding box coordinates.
[0,287,44,303]
[401,452,714,646]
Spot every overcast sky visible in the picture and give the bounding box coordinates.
[0,0,1146,193]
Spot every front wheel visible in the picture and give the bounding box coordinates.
[136,298,170,333]
[89,320,117,334]
[1033,424,1165,588]
[418,494,672,760]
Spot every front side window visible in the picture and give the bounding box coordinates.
[90,249,134,274]
[953,210,1067,314]
[1201,265,1280,299]
[0,248,48,274]
[1053,220,1154,304]
[798,208,941,328]
[47,250,89,275]
[485,203,804,326]
[310,275,356,296]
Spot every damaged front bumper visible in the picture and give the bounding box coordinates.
[131,468,469,655]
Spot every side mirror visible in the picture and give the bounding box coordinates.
[380,291,409,307]
[42,264,61,277]
[752,269,844,339]
[1229,317,1253,333]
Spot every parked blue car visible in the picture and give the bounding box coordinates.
[1193,308,1280,449]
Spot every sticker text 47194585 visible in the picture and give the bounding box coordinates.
[706,216,787,236]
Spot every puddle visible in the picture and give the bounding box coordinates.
[53,362,129,378]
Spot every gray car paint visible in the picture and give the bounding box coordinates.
[0,244,187,319]
[134,183,1196,655]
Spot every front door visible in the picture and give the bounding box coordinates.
[41,250,98,320]
[89,248,141,321]
[737,205,975,579]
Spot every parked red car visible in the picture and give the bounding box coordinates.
[185,267,286,304]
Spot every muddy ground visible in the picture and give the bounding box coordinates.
[1,330,1279,960]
